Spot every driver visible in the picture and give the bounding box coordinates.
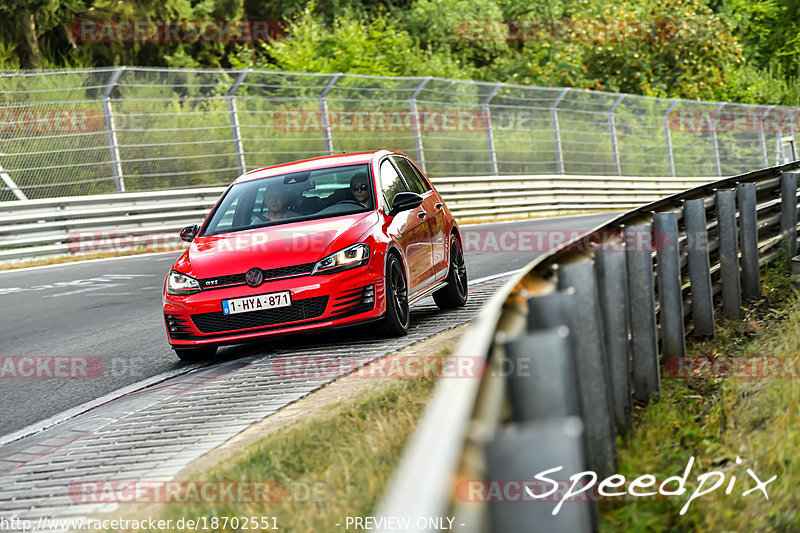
[349,172,371,207]
[254,183,296,222]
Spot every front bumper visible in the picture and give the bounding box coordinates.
[163,265,385,348]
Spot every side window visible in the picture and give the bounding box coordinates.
[380,159,409,208]
[392,156,428,194]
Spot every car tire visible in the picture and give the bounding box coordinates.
[174,346,217,361]
[378,253,410,337]
[433,235,468,309]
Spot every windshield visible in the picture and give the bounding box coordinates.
[202,164,374,236]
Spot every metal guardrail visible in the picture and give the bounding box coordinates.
[378,160,800,532]
[0,174,713,262]
[0,67,798,201]
[0,188,225,261]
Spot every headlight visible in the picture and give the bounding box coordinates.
[167,271,202,295]
[312,243,370,274]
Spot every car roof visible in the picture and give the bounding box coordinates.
[234,150,401,183]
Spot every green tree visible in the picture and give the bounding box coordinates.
[504,0,744,100]
[260,5,465,78]
[403,0,510,75]
[0,0,89,68]
[717,0,800,79]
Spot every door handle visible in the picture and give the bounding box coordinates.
[434,202,444,210]
[418,211,427,219]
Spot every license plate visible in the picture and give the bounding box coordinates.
[222,291,292,315]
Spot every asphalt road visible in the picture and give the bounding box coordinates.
[0,212,615,435]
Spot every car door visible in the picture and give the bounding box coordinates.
[379,158,435,293]
[391,156,448,280]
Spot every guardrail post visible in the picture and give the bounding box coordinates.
[409,77,432,173]
[781,172,798,257]
[482,83,502,175]
[716,188,742,319]
[102,67,126,193]
[319,73,342,156]
[551,88,569,175]
[654,211,686,357]
[594,240,632,433]
[624,224,660,402]
[683,198,715,336]
[710,103,724,176]
[227,69,250,175]
[526,287,575,330]
[663,101,679,177]
[760,106,775,167]
[505,327,580,421]
[738,182,760,299]
[485,418,594,533]
[556,261,616,478]
[609,95,625,176]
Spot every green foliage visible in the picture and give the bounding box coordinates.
[507,0,744,100]
[260,4,465,78]
[404,0,509,75]
[0,0,799,107]
[603,294,800,531]
[724,63,800,107]
[0,42,20,69]
[719,0,800,80]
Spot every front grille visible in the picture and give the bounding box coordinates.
[190,296,329,333]
[198,262,315,289]
[201,273,244,288]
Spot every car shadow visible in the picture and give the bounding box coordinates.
[188,298,444,365]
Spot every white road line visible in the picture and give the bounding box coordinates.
[0,363,203,448]
[43,284,122,298]
[85,292,137,296]
[0,250,181,275]
[468,269,524,286]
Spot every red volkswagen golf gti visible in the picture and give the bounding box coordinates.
[163,150,467,360]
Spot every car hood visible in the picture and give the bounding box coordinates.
[175,212,379,278]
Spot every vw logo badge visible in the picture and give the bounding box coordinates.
[245,268,263,287]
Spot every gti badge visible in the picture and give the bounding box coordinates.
[245,268,264,287]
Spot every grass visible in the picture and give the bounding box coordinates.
[600,259,800,531]
[145,352,446,532]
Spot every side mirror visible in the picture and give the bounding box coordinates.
[180,224,199,243]
[389,192,424,216]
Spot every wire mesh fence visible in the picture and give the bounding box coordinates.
[0,67,798,202]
